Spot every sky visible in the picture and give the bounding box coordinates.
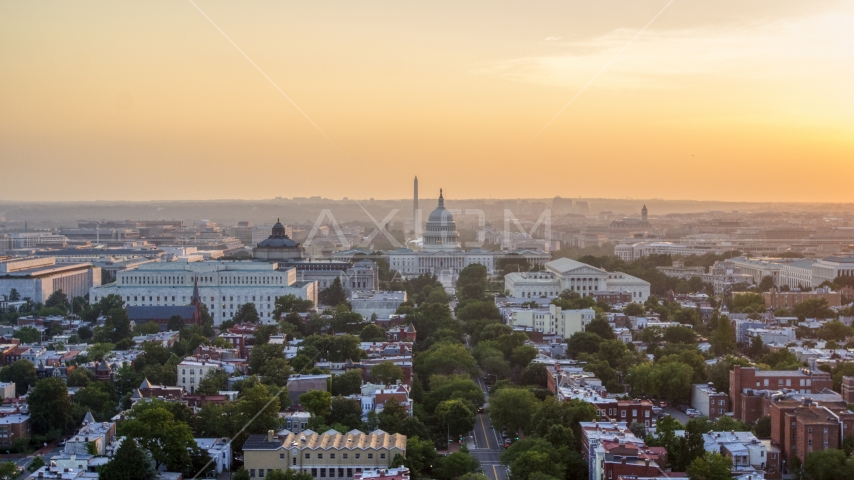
[1,1,853,203]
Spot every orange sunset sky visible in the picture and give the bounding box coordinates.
[1,1,852,203]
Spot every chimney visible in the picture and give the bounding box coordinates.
[267,430,275,442]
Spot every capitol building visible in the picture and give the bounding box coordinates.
[374,190,550,285]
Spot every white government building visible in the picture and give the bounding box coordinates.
[504,257,651,302]
[508,304,596,339]
[380,190,550,283]
[89,261,317,325]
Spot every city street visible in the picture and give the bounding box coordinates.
[468,377,508,480]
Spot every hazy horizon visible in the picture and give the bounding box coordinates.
[2,1,853,203]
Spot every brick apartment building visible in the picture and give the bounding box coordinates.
[769,397,854,468]
[842,376,854,404]
[763,288,841,310]
[730,366,833,424]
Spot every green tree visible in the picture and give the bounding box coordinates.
[456,301,501,322]
[167,315,185,331]
[566,331,603,358]
[624,303,645,316]
[195,369,229,395]
[686,452,732,480]
[758,276,775,292]
[28,378,73,436]
[489,387,539,435]
[372,362,405,385]
[415,342,478,377]
[435,399,476,438]
[26,457,45,473]
[319,277,349,307]
[97,438,157,480]
[300,390,332,418]
[8,289,20,301]
[0,359,38,395]
[663,325,698,344]
[710,317,736,355]
[233,303,260,324]
[795,298,836,320]
[359,324,387,342]
[249,342,286,374]
[817,320,854,341]
[331,369,364,396]
[401,437,437,479]
[802,448,853,480]
[456,264,489,303]
[585,317,615,340]
[753,416,771,438]
[377,398,409,433]
[13,326,40,343]
[119,401,197,471]
[433,451,480,480]
[0,462,20,480]
[45,289,69,310]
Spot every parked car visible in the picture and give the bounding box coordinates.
[651,406,663,415]
[678,404,690,413]
[686,408,700,418]
[503,438,513,449]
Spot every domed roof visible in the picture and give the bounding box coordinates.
[257,218,300,249]
[427,189,454,223]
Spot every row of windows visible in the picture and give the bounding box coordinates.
[251,467,363,478]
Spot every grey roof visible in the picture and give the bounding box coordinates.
[242,434,282,450]
[824,256,854,263]
[257,237,300,248]
[788,259,816,269]
[127,305,197,321]
[83,411,96,424]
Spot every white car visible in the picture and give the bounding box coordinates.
[686,409,700,418]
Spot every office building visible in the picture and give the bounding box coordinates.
[0,257,100,304]
[90,260,317,325]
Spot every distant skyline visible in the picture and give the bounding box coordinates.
[2,1,853,202]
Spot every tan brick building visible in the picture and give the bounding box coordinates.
[763,289,841,310]
[243,429,406,479]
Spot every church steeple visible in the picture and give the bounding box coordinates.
[191,275,200,306]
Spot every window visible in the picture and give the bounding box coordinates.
[621,410,627,418]
[293,458,296,466]
[259,470,265,478]
[305,453,310,459]
[330,454,335,459]
[355,454,360,459]
[338,469,344,478]
[368,454,373,459]
[808,428,812,434]
[311,469,317,478]
[317,454,323,459]
[380,453,386,459]
[343,454,348,459]
[280,454,285,459]
[250,470,255,478]
[320,469,326,478]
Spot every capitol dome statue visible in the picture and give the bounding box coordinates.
[422,189,460,252]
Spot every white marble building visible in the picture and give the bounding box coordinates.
[379,190,549,284]
[89,260,317,325]
[505,257,650,302]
